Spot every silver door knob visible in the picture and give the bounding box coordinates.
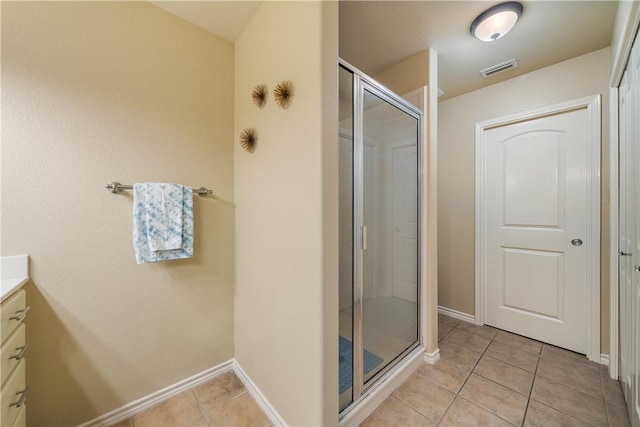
[571,239,583,246]
[621,251,633,256]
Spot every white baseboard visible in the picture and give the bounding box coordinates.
[424,348,440,364]
[77,347,436,427]
[600,353,610,367]
[232,360,287,426]
[78,359,235,427]
[438,305,476,324]
[339,346,424,427]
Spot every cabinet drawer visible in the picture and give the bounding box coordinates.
[11,403,25,427]
[1,290,27,346]
[1,359,26,427]
[1,324,26,384]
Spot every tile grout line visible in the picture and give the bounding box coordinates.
[437,319,624,427]
[433,320,466,425]
[528,376,609,425]
[600,366,612,426]
[434,321,465,426]
[388,376,441,425]
[437,319,459,342]
[520,344,542,427]
[191,389,212,427]
[464,340,525,426]
[439,324,523,427]
[483,342,540,373]
[110,373,271,427]
[528,348,613,426]
[191,388,205,424]
[396,395,437,426]
[530,343,610,426]
[534,365,607,401]
[461,327,547,426]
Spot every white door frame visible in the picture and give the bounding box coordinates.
[475,95,601,362]
[608,1,640,381]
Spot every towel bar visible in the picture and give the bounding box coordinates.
[105,182,213,197]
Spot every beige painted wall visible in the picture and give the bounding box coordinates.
[375,50,430,96]
[1,2,235,425]
[234,2,339,425]
[438,47,612,353]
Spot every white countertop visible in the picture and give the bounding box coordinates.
[1,255,29,303]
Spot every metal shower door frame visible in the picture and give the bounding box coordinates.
[339,58,424,412]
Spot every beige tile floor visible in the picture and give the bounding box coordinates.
[111,314,631,427]
[362,314,632,427]
[110,372,272,427]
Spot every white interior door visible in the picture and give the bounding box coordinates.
[630,31,640,427]
[483,108,591,354]
[620,65,634,401]
[618,32,640,427]
[633,108,640,427]
[633,134,640,427]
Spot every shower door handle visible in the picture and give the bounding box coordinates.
[362,226,368,250]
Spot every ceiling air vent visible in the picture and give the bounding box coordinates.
[480,59,519,78]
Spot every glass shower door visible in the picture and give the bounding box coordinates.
[360,86,419,385]
[339,61,422,414]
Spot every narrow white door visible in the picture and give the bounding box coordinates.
[618,62,635,400]
[483,108,590,354]
[619,66,634,399]
[391,144,418,302]
[618,32,640,427]
[630,30,640,427]
[633,105,640,427]
[633,130,640,427]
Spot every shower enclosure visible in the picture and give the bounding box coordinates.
[338,60,423,414]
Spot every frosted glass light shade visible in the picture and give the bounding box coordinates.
[471,2,523,42]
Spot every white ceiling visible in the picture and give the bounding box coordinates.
[340,1,618,100]
[148,1,618,101]
[149,1,262,42]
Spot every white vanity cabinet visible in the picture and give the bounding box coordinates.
[1,256,29,427]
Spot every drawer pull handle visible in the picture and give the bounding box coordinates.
[9,306,30,321]
[9,385,29,408]
[9,342,30,361]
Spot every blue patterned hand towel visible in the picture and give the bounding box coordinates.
[145,183,183,251]
[133,183,194,264]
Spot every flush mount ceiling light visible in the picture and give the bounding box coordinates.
[470,2,523,42]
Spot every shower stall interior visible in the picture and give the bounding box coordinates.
[338,60,423,415]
